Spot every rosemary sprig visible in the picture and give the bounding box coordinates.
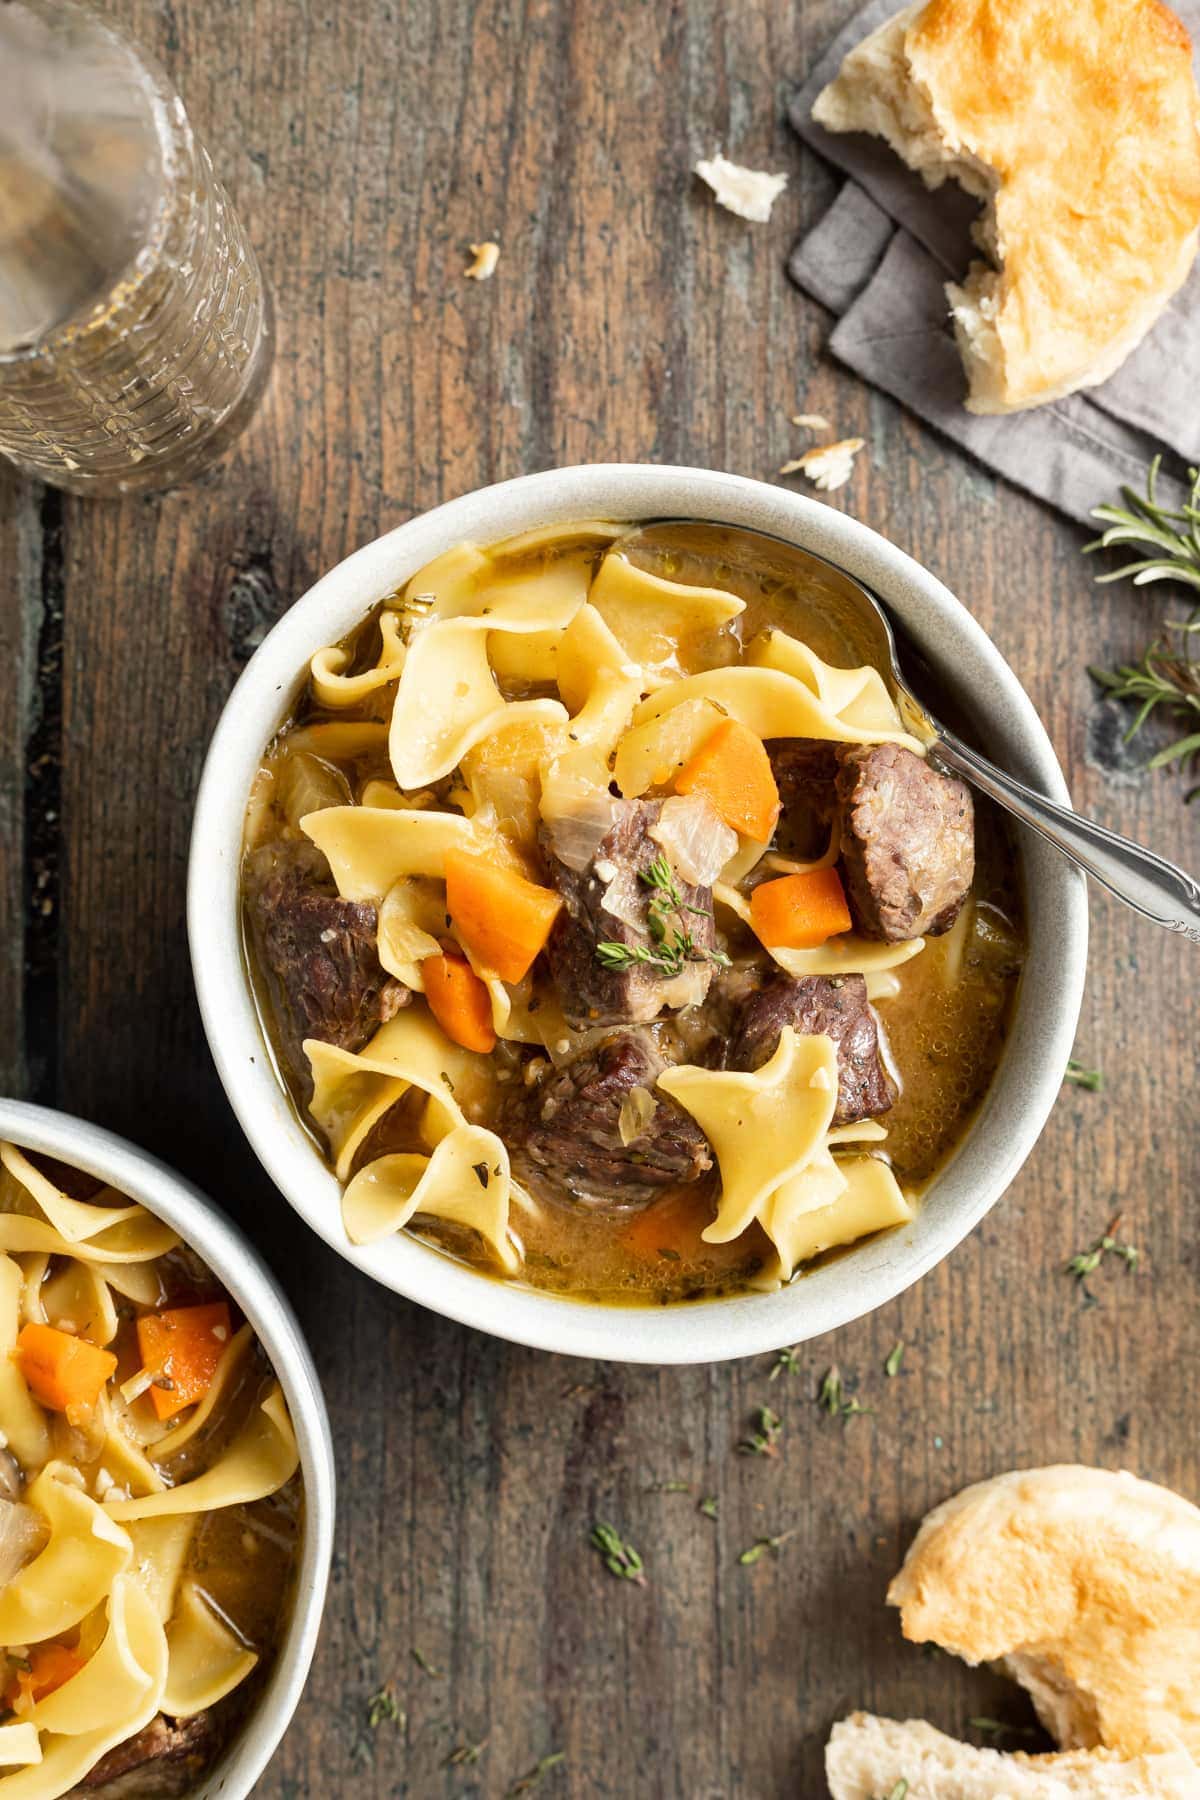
[596,852,730,978]
[1085,456,1200,591]
[739,1528,798,1565]
[817,1366,873,1425]
[1064,1058,1103,1092]
[590,1521,647,1585]
[738,1405,783,1457]
[1066,1214,1140,1290]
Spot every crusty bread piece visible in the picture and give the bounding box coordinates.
[886,1465,1200,1759]
[812,0,1200,413]
[826,1713,1200,1799]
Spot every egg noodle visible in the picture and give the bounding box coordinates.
[0,1145,299,1798]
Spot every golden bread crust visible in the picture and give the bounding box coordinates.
[887,1465,1200,1759]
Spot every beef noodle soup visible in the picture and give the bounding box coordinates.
[241,520,1024,1305]
[0,1141,300,1797]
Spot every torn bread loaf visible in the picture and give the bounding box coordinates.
[826,1713,1200,1799]
[887,1465,1200,1759]
[812,0,1200,413]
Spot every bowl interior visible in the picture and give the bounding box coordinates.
[0,1098,335,1800]
[189,464,1087,1362]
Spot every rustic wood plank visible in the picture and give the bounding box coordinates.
[12,0,1197,1795]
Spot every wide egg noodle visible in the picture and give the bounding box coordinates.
[554,603,645,759]
[748,626,919,742]
[277,720,389,761]
[341,1124,520,1271]
[28,1259,118,1347]
[300,804,480,902]
[28,1573,161,1738]
[762,1153,912,1279]
[104,1386,298,1523]
[627,664,925,752]
[0,1255,50,1469]
[656,1030,841,1244]
[376,877,451,989]
[389,619,569,790]
[612,695,727,799]
[93,1394,167,1498]
[0,1724,39,1770]
[161,1577,258,1718]
[0,1576,167,1800]
[310,609,407,710]
[126,1517,196,1623]
[0,1145,147,1247]
[588,550,745,671]
[0,1465,132,1645]
[487,519,629,560]
[712,882,927,982]
[148,1322,254,1458]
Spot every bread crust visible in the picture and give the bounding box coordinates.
[887,1465,1200,1759]
[813,0,1200,412]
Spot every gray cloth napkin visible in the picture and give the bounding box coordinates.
[787,0,1200,523]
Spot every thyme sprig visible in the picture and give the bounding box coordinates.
[590,1521,647,1585]
[739,1528,798,1566]
[768,1344,801,1381]
[1085,456,1200,591]
[817,1365,873,1425]
[596,853,730,979]
[365,1685,404,1730]
[738,1404,783,1457]
[1066,1214,1140,1289]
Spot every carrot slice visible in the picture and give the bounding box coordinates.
[749,868,852,950]
[423,951,497,1053]
[622,1189,712,1262]
[136,1302,232,1422]
[675,717,781,842]
[15,1323,117,1416]
[444,850,562,983]
[5,1642,87,1713]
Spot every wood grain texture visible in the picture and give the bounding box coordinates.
[1,0,1197,1795]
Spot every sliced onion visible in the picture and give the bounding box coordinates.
[649,794,737,888]
[0,1499,48,1592]
[540,764,615,872]
[618,1085,657,1146]
[277,750,352,830]
[656,963,710,1012]
[599,862,644,928]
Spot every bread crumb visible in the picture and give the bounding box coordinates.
[790,413,830,431]
[780,438,865,492]
[464,241,500,281]
[694,153,787,223]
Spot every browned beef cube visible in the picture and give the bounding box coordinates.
[766,737,839,858]
[543,799,718,1029]
[245,840,409,1089]
[80,1711,222,1796]
[510,1031,713,1208]
[726,971,894,1125]
[836,743,974,941]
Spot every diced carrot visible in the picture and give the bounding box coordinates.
[674,718,781,843]
[15,1323,117,1416]
[622,1189,711,1263]
[4,1642,87,1713]
[136,1302,232,1422]
[749,868,853,950]
[423,951,497,1053]
[444,849,562,983]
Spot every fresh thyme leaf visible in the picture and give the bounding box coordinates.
[884,1341,905,1379]
[969,1717,1038,1742]
[590,1521,647,1585]
[593,853,728,977]
[737,1404,782,1457]
[768,1344,801,1381]
[739,1528,797,1566]
[699,1495,719,1519]
[1085,456,1200,593]
[1065,1214,1140,1292]
[817,1365,873,1425]
[506,1751,566,1796]
[410,1647,443,1677]
[366,1686,404,1729]
[444,1739,489,1767]
[1064,1059,1103,1092]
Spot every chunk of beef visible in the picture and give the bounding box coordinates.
[245,840,409,1089]
[510,1031,713,1208]
[726,971,894,1125]
[836,743,974,941]
[78,1711,222,1797]
[543,799,719,1029]
[766,737,839,858]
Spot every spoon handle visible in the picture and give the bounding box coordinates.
[930,728,1200,945]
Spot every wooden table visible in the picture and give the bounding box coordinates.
[3,2,1197,1794]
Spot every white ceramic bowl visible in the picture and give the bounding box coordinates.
[189,464,1088,1363]
[0,1098,335,1798]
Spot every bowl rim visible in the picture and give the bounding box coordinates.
[0,1097,335,1800]
[188,462,1088,1364]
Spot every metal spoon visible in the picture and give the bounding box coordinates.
[624,521,1200,944]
